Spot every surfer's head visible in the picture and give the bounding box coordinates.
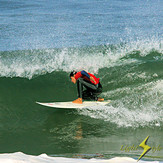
[70,71,77,78]
[70,71,77,84]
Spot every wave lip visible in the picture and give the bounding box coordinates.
[0,38,162,79]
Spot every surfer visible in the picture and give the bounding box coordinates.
[70,70,104,104]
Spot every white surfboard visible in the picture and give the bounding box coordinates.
[36,100,111,109]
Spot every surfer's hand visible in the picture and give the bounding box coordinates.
[90,76,96,84]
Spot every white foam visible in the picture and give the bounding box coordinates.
[78,80,163,128]
[0,152,160,163]
[0,38,162,79]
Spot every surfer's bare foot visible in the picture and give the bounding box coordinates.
[97,97,104,102]
[72,98,83,104]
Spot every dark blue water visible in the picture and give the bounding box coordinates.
[0,0,162,51]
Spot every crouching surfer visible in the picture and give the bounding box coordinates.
[70,70,104,104]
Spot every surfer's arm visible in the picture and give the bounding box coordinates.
[81,70,96,84]
[81,70,90,78]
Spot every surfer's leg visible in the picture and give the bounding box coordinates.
[90,83,103,101]
[77,78,95,100]
[72,80,83,104]
[91,89,102,100]
[82,89,92,100]
[78,78,101,100]
[77,79,83,98]
[78,78,97,90]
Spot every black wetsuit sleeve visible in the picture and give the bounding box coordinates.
[81,70,90,79]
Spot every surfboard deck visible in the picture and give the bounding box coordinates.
[36,100,111,109]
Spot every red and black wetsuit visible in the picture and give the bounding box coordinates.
[74,70,102,100]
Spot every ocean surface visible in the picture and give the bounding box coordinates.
[0,0,163,162]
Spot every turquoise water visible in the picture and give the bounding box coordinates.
[0,0,162,162]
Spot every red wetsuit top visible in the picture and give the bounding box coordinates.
[74,70,100,85]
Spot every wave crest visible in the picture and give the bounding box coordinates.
[0,38,162,79]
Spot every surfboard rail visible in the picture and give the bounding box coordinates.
[36,100,111,109]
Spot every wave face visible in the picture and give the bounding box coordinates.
[0,39,163,129]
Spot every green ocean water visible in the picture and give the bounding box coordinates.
[0,43,162,161]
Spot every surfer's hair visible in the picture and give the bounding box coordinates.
[70,71,77,78]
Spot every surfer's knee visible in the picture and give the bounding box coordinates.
[78,78,84,83]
